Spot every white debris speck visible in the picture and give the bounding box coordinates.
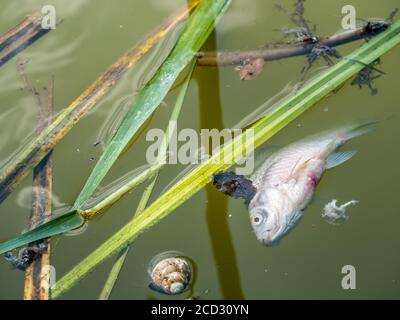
[228,214,232,218]
[323,107,329,112]
[322,199,359,225]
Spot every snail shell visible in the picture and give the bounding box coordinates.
[148,251,192,295]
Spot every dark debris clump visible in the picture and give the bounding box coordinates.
[212,171,257,205]
[4,242,47,271]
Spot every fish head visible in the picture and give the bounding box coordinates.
[248,187,302,246]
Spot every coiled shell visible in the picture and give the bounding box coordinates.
[148,251,192,295]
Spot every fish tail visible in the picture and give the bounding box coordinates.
[339,121,377,144]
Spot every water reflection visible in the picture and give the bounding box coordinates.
[195,32,245,299]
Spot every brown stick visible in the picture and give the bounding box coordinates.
[197,24,375,66]
[18,64,54,300]
[0,14,51,67]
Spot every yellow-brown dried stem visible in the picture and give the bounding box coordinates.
[0,14,51,67]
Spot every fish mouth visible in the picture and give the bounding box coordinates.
[258,226,284,246]
[261,234,281,246]
[262,238,280,246]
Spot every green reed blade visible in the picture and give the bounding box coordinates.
[73,0,231,209]
[0,210,83,255]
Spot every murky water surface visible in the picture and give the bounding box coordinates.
[0,0,399,299]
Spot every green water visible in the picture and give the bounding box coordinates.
[0,0,399,299]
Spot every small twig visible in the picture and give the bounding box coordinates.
[197,23,388,66]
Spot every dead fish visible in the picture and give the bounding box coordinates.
[248,123,373,246]
[213,123,373,246]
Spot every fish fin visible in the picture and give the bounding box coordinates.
[326,151,357,169]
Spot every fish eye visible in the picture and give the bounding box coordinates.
[252,213,263,226]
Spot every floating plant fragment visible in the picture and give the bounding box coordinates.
[237,58,265,81]
[322,199,359,225]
